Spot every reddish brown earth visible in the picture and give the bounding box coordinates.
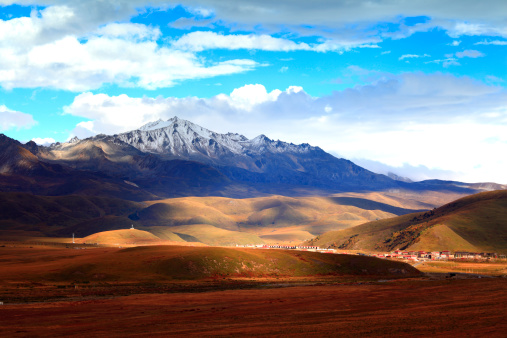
[0,279,505,337]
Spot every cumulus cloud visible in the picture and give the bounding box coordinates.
[0,6,257,91]
[63,73,507,183]
[31,137,56,146]
[0,105,37,131]
[0,1,505,92]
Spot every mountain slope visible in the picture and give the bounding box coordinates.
[0,192,142,237]
[0,134,156,200]
[306,190,507,254]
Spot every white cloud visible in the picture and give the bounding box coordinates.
[63,73,507,183]
[94,23,161,40]
[0,8,257,91]
[475,40,507,45]
[171,1,507,41]
[172,31,313,52]
[426,57,460,68]
[399,54,430,60]
[455,49,485,58]
[227,84,282,110]
[31,137,55,146]
[351,158,460,182]
[446,21,507,39]
[2,1,507,50]
[448,40,461,46]
[279,66,288,73]
[172,31,379,53]
[0,105,37,131]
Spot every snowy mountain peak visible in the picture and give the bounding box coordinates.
[113,117,321,169]
[68,136,80,144]
[139,118,169,131]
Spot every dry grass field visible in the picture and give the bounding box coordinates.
[416,260,507,276]
[0,278,505,337]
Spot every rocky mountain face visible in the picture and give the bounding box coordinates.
[0,134,157,200]
[0,134,67,177]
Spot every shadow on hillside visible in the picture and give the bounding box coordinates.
[328,197,427,216]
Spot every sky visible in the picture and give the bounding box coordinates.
[0,1,506,184]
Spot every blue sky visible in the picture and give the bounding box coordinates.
[0,0,506,183]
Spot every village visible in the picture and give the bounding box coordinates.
[235,244,506,261]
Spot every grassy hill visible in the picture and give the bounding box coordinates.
[306,190,507,254]
[81,229,185,245]
[0,246,421,282]
[147,224,264,246]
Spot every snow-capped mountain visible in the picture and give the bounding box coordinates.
[107,117,397,190]
[114,117,322,171]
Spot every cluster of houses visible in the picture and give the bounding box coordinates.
[235,244,505,261]
[237,244,335,253]
[372,250,504,261]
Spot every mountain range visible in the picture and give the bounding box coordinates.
[1,117,506,246]
[11,116,503,199]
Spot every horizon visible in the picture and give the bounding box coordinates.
[1,1,506,184]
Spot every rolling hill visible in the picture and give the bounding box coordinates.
[306,190,507,254]
[0,245,421,282]
[81,229,185,245]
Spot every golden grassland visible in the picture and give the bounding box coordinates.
[131,192,436,245]
[415,260,507,276]
[0,189,493,249]
[307,190,507,254]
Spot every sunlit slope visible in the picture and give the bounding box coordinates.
[81,229,185,245]
[133,195,426,237]
[306,190,507,253]
[147,224,264,246]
